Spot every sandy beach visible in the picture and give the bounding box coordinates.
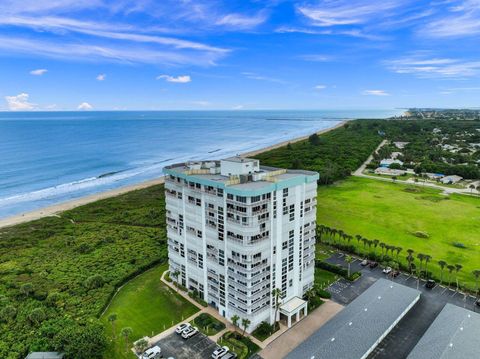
[0,120,346,229]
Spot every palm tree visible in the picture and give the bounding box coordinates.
[472,270,480,298]
[345,255,353,277]
[406,254,415,274]
[120,327,133,353]
[171,269,181,291]
[395,247,403,262]
[372,239,379,256]
[438,260,447,285]
[272,288,282,329]
[417,253,425,277]
[108,313,118,339]
[424,255,432,279]
[231,314,240,332]
[355,234,362,245]
[454,264,463,290]
[241,318,251,337]
[447,264,455,286]
[379,242,386,259]
[362,237,368,252]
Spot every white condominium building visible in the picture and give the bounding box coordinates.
[164,157,318,331]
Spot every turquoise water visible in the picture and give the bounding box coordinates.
[0,110,401,218]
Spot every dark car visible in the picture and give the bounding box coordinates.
[369,261,378,268]
[475,299,480,307]
[425,279,436,289]
[391,270,400,278]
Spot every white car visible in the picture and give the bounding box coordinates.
[181,326,199,339]
[175,323,191,334]
[211,346,229,359]
[142,346,161,359]
[383,267,392,274]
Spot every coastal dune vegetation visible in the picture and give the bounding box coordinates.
[0,186,168,358]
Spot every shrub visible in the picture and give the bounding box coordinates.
[251,321,276,341]
[452,242,467,249]
[84,274,105,290]
[315,287,332,299]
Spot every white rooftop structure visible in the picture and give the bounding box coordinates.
[380,158,404,167]
[407,304,480,359]
[286,279,421,359]
[440,175,463,184]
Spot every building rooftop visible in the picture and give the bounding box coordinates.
[286,279,421,359]
[25,353,64,359]
[164,157,319,196]
[407,304,480,359]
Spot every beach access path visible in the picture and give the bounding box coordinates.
[0,121,347,229]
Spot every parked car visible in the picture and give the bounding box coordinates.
[360,259,369,266]
[175,323,191,334]
[369,261,378,268]
[181,326,199,339]
[142,346,161,359]
[382,267,392,274]
[212,346,229,359]
[476,299,480,307]
[425,279,436,289]
[391,270,400,278]
[222,353,237,359]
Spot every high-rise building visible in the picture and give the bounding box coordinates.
[164,157,318,331]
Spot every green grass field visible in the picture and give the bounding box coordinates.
[317,177,480,289]
[101,263,199,359]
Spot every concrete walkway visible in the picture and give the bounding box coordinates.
[259,300,344,359]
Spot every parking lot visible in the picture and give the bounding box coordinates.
[153,331,219,359]
[325,253,479,359]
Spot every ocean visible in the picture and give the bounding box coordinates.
[0,110,402,219]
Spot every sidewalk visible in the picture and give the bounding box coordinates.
[259,300,344,359]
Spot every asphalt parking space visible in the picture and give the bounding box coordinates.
[154,332,219,359]
[324,254,479,359]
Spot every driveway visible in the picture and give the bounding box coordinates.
[325,253,478,359]
[153,332,218,359]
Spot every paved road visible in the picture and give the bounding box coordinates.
[352,139,479,196]
[325,253,478,359]
[153,332,219,359]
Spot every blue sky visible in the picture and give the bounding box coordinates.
[1,0,480,110]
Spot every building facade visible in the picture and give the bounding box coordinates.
[164,157,318,331]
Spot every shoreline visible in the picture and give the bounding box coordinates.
[0,120,346,229]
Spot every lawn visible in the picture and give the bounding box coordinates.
[314,268,339,289]
[317,177,480,289]
[190,313,225,336]
[218,331,260,359]
[101,263,199,359]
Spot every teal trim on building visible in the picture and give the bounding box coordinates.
[164,167,319,197]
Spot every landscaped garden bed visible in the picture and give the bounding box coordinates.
[190,313,225,336]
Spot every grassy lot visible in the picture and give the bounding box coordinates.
[190,313,225,336]
[0,184,168,358]
[218,331,260,359]
[101,263,199,359]
[317,177,480,289]
[314,268,339,289]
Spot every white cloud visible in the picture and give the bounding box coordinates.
[315,85,327,90]
[96,73,106,81]
[299,54,331,62]
[297,1,411,27]
[77,102,93,110]
[362,90,390,96]
[386,54,480,78]
[232,105,244,110]
[0,36,222,66]
[156,74,191,83]
[241,72,286,84]
[422,0,480,37]
[5,93,35,110]
[30,68,47,75]
[216,12,266,29]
